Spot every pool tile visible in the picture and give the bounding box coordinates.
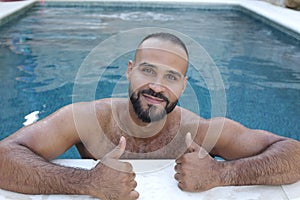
[282,181,300,200]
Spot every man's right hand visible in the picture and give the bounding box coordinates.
[88,136,139,200]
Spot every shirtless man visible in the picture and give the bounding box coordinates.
[0,32,299,200]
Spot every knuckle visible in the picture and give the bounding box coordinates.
[181,155,188,163]
[120,172,135,183]
[194,183,203,192]
[178,182,185,191]
[174,164,180,172]
[175,157,182,164]
[131,172,136,179]
[179,182,193,192]
[119,173,129,182]
[130,190,139,199]
[125,162,133,171]
[179,164,187,173]
[122,162,133,172]
[132,180,137,188]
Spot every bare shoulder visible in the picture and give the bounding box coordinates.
[177,106,202,120]
[71,98,124,118]
[176,106,206,127]
[174,106,207,140]
[93,98,127,119]
[71,98,123,132]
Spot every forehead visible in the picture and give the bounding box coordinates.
[135,38,188,75]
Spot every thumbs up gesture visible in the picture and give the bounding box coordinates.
[174,133,221,192]
[89,137,139,200]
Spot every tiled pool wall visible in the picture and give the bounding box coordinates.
[1,1,300,41]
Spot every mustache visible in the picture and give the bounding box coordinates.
[140,89,169,103]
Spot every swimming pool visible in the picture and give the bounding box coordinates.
[0,2,299,158]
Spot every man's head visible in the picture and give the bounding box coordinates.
[127,32,189,123]
[135,32,189,67]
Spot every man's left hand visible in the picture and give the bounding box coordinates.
[174,132,222,192]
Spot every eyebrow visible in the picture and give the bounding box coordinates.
[138,62,183,78]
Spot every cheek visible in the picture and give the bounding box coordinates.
[166,85,184,100]
[129,74,150,92]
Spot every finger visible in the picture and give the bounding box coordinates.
[174,173,181,181]
[175,157,183,164]
[123,162,133,173]
[101,158,128,172]
[131,172,136,180]
[130,180,137,189]
[105,136,126,159]
[129,190,139,199]
[185,132,199,152]
[178,182,185,191]
[174,164,181,172]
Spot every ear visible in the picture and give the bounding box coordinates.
[126,60,134,80]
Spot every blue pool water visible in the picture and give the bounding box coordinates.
[0,4,299,158]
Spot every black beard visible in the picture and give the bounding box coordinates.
[129,87,178,123]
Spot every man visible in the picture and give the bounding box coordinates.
[0,32,299,200]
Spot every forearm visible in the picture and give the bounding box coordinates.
[0,142,91,195]
[220,139,300,186]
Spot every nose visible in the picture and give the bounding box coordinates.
[148,83,166,93]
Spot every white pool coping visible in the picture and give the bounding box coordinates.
[0,0,36,25]
[0,0,299,199]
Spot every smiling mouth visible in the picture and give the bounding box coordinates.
[142,93,165,104]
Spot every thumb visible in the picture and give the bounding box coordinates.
[105,136,126,159]
[185,132,209,159]
[198,146,209,159]
[185,132,200,153]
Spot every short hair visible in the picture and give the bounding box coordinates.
[137,32,189,58]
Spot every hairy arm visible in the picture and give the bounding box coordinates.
[0,141,90,195]
[211,117,300,186]
[219,135,300,186]
[0,104,87,194]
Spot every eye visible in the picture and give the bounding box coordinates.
[166,74,178,81]
[142,67,155,75]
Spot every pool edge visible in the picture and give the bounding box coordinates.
[236,1,300,40]
[0,0,37,27]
